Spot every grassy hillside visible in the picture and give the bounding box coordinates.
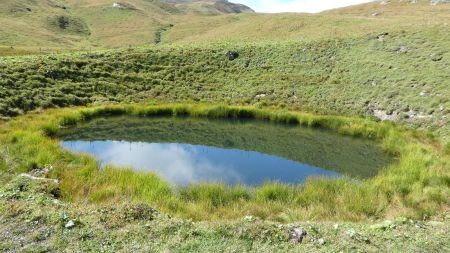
[0,0,254,52]
[0,0,449,53]
[1,25,449,140]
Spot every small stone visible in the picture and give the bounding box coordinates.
[376,32,389,42]
[65,220,75,229]
[430,54,443,61]
[226,51,239,61]
[347,228,356,238]
[318,238,326,245]
[289,227,307,243]
[397,46,409,54]
[243,215,255,222]
[372,12,380,16]
[370,220,395,230]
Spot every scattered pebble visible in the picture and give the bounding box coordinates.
[243,215,255,222]
[318,238,326,245]
[397,46,409,54]
[65,220,75,229]
[347,228,356,238]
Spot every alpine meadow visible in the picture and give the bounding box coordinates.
[0,0,449,252]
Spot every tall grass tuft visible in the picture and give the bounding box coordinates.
[0,103,448,221]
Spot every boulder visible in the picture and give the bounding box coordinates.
[289,227,307,243]
[226,51,239,61]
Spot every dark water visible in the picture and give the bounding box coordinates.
[59,116,393,186]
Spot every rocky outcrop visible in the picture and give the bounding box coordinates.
[213,0,255,13]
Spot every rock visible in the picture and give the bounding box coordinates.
[289,227,307,243]
[112,2,121,8]
[18,173,59,184]
[377,32,389,42]
[347,229,370,244]
[373,109,398,121]
[347,228,356,238]
[318,238,326,245]
[372,12,380,16]
[370,220,396,230]
[397,46,409,54]
[430,53,443,61]
[226,51,239,61]
[431,0,450,5]
[65,220,75,229]
[30,165,53,177]
[243,215,255,222]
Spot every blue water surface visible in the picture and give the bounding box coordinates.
[62,140,340,185]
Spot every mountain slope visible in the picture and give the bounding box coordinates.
[0,0,449,53]
[0,0,254,51]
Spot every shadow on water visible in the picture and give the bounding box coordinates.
[58,116,394,185]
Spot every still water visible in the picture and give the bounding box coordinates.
[59,116,393,185]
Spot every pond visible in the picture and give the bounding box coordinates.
[59,116,393,186]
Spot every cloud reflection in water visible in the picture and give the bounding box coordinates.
[62,141,340,185]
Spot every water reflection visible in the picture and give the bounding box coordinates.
[59,116,394,185]
[62,140,340,185]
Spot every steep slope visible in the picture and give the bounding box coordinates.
[0,0,255,52]
[162,0,254,14]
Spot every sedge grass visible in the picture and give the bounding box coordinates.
[0,103,448,221]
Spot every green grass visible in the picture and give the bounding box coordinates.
[1,30,449,139]
[0,104,448,221]
[1,176,448,252]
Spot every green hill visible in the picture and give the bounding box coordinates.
[0,0,449,52]
[0,0,255,52]
[0,0,449,140]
